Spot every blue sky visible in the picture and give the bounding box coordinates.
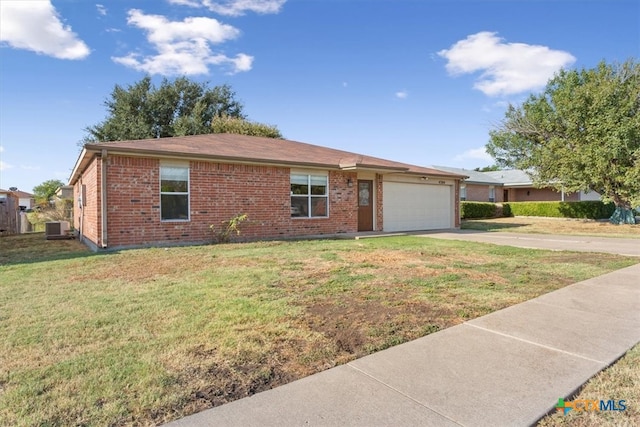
[1,0,638,193]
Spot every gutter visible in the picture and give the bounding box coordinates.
[100,149,108,249]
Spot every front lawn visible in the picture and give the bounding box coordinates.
[462,217,640,238]
[0,233,636,426]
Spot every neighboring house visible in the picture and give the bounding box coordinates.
[432,166,502,203]
[9,190,36,210]
[482,170,594,202]
[69,134,465,250]
[55,185,74,200]
[432,167,600,203]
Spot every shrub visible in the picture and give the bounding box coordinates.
[503,201,615,219]
[460,202,497,219]
[211,213,248,243]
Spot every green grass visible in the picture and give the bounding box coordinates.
[538,344,639,426]
[0,233,637,426]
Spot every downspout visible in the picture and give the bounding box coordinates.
[100,149,108,248]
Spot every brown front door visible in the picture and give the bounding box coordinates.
[503,189,509,202]
[358,180,373,231]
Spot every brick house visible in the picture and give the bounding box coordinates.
[69,134,465,250]
[432,167,503,203]
[433,167,600,203]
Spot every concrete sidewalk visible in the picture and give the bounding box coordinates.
[166,263,640,427]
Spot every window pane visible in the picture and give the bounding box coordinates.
[310,197,327,217]
[291,197,308,217]
[161,166,188,181]
[310,175,326,185]
[161,194,189,220]
[161,179,188,193]
[291,183,308,195]
[161,166,188,192]
[291,175,308,185]
[310,184,326,195]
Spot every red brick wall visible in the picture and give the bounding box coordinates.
[464,184,503,203]
[510,188,580,202]
[74,156,101,247]
[375,173,384,231]
[99,155,360,248]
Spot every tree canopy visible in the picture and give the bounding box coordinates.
[33,179,65,206]
[486,60,640,223]
[84,76,281,142]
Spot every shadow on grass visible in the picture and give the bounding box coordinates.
[461,220,528,232]
[0,233,109,266]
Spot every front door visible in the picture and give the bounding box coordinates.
[357,180,373,231]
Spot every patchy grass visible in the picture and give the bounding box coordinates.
[462,217,640,238]
[538,344,640,427]
[0,233,636,426]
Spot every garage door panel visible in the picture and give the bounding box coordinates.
[383,182,451,232]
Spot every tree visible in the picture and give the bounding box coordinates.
[211,115,282,138]
[84,76,251,142]
[486,60,640,224]
[33,179,65,206]
[473,165,501,172]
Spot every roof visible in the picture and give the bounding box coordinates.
[483,169,534,186]
[0,189,33,198]
[70,134,465,184]
[430,166,500,185]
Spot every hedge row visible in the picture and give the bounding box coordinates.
[504,201,615,219]
[460,200,616,220]
[460,202,497,219]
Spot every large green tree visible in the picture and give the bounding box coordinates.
[84,76,281,142]
[33,179,65,206]
[487,60,640,224]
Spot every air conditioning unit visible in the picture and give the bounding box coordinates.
[45,221,71,240]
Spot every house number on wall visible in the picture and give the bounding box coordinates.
[438,180,446,184]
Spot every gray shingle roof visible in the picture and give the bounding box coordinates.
[430,166,502,185]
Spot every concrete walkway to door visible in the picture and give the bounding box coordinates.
[165,231,640,427]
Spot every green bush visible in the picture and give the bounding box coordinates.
[460,202,497,219]
[503,201,615,219]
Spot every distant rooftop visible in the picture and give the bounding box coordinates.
[483,169,534,186]
[430,166,503,185]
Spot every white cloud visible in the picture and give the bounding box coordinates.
[438,32,575,97]
[395,90,408,99]
[112,9,253,75]
[0,145,4,153]
[454,147,493,163]
[0,0,90,60]
[96,4,107,16]
[168,0,287,16]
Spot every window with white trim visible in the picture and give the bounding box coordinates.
[291,174,328,218]
[460,184,467,201]
[489,186,495,202]
[160,165,189,221]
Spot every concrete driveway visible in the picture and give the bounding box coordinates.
[417,230,640,257]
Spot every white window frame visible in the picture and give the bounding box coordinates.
[160,163,190,222]
[290,173,329,218]
[489,185,495,202]
[460,184,467,201]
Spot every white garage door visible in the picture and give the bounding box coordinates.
[383,182,452,232]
